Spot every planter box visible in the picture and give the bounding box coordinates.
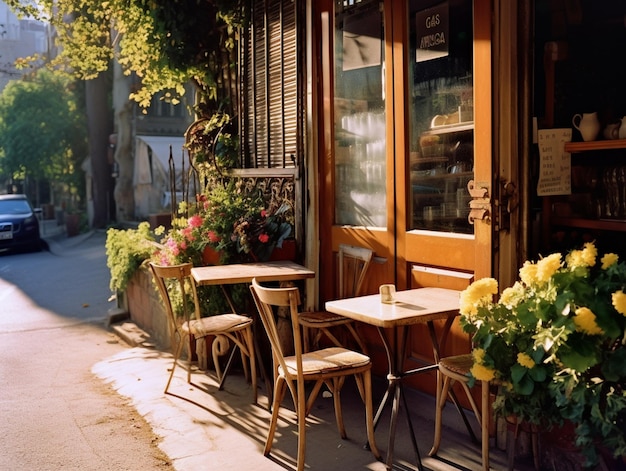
[125,265,172,350]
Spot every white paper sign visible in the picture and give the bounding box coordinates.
[537,128,572,196]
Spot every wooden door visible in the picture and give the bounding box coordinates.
[316,0,493,387]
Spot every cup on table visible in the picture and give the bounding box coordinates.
[379,284,396,304]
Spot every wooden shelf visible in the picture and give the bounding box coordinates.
[564,139,626,153]
[422,122,474,135]
[552,216,626,232]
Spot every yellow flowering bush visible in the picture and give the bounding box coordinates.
[460,242,626,466]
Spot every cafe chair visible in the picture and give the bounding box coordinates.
[249,278,381,471]
[149,262,257,403]
[298,243,373,352]
[429,353,491,471]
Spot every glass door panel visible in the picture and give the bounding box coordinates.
[334,0,387,227]
[408,0,474,234]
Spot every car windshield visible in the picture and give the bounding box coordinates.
[0,199,32,214]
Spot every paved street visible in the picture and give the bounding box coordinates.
[0,228,171,471]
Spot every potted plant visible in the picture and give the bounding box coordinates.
[461,242,626,467]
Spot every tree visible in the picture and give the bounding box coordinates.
[0,69,87,207]
[7,0,243,223]
[8,0,243,110]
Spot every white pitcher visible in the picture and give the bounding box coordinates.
[619,117,626,139]
[572,112,600,142]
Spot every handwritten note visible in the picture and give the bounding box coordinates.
[537,128,572,196]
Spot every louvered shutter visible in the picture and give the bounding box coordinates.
[241,0,303,169]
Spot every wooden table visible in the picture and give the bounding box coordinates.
[325,287,461,471]
[191,260,315,397]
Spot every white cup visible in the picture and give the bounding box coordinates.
[379,284,396,304]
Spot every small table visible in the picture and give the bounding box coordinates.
[325,287,461,471]
[191,260,315,396]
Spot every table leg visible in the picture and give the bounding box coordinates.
[374,326,424,471]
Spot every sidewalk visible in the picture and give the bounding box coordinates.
[100,325,538,471]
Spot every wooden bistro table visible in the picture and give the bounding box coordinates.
[325,287,461,471]
[191,260,315,400]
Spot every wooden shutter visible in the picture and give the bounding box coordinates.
[241,0,304,169]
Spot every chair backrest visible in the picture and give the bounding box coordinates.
[337,243,373,299]
[250,278,303,375]
[149,262,202,332]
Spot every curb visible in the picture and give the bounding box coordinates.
[107,309,157,349]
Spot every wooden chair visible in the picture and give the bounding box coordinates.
[430,354,542,471]
[249,278,380,471]
[149,262,257,403]
[429,353,490,470]
[298,243,373,352]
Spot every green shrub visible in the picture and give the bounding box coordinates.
[105,222,156,292]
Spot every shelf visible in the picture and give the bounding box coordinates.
[422,122,474,135]
[564,139,626,153]
[552,216,626,232]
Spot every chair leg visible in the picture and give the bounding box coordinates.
[362,370,381,460]
[321,327,344,349]
[165,335,186,394]
[429,370,451,456]
[296,378,307,471]
[265,377,287,456]
[302,325,311,352]
[481,380,490,471]
[331,377,347,439]
[244,326,258,405]
[345,322,368,353]
[211,335,231,380]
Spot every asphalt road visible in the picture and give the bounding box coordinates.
[0,231,172,471]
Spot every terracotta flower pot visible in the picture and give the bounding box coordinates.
[202,246,222,265]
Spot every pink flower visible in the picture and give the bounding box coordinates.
[180,241,187,250]
[260,209,267,218]
[207,230,221,243]
[181,227,193,239]
[258,233,270,243]
[188,215,203,228]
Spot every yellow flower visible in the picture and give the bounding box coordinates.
[601,253,619,270]
[470,362,496,382]
[472,348,486,363]
[612,290,626,316]
[573,307,603,335]
[581,242,597,267]
[460,278,498,317]
[519,261,538,286]
[566,249,584,268]
[536,253,562,282]
[499,282,525,308]
[517,352,535,369]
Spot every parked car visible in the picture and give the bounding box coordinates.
[0,194,41,252]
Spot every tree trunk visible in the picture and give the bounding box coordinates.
[112,60,135,222]
[85,72,114,228]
